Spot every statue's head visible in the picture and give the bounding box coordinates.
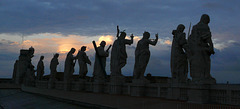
[81,46,87,51]
[70,48,76,54]
[54,53,59,58]
[177,24,185,33]
[143,31,150,39]
[100,41,106,47]
[200,14,210,24]
[29,46,35,56]
[119,31,126,39]
[40,56,44,60]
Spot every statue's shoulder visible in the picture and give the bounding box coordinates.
[180,32,186,36]
[192,24,198,30]
[195,23,209,30]
[98,46,104,50]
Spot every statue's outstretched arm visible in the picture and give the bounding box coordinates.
[116,25,119,38]
[148,33,158,46]
[124,34,134,45]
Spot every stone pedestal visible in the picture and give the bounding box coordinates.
[167,87,180,100]
[188,84,211,104]
[55,81,64,90]
[48,78,57,89]
[167,83,188,100]
[130,79,150,96]
[93,81,105,93]
[109,76,125,94]
[64,81,72,91]
[71,79,86,91]
[36,81,48,89]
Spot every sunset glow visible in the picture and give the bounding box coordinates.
[97,35,114,45]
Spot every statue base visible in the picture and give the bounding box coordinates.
[109,75,125,94]
[93,81,105,93]
[130,78,150,96]
[64,79,73,91]
[167,83,188,101]
[71,79,86,91]
[48,78,57,89]
[188,84,211,104]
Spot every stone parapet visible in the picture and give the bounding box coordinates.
[32,80,240,106]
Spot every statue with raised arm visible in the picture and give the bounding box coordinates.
[133,32,158,80]
[64,48,76,90]
[37,56,44,80]
[171,24,189,83]
[110,26,134,77]
[188,14,216,84]
[93,41,109,82]
[48,53,59,89]
[77,46,91,79]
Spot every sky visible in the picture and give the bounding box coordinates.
[0,0,240,83]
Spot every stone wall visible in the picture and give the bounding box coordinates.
[34,80,240,106]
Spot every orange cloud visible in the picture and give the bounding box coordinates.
[18,33,116,55]
[164,40,172,45]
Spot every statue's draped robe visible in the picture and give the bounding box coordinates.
[133,38,157,79]
[188,22,215,82]
[37,60,44,80]
[12,61,18,81]
[49,57,59,88]
[170,32,188,82]
[93,46,109,80]
[50,57,59,78]
[64,52,75,87]
[77,51,91,77]
[110,38,133,76]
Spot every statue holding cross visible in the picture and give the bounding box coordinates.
[92,41,111,82]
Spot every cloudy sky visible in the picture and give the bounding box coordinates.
[0,0,240,83]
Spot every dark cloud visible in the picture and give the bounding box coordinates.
[2,0,239,37]
[0,0,240,83]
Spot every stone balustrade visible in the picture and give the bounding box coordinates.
[34,80,240,106]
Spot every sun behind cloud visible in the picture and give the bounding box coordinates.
[97,35,114,45]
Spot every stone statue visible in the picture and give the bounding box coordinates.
[64,48,76,90]
[133,32,158,80]
[110,26,134,77]
[77,46,91,79]
[23,46,36,86]
[171,24,189,83]
[37,56,44,80]
[25,64,36,86]
[48,53,59,89]
[188,14,216,84]
[15,47,35,85]
[93,41,109,82]
[12,60,18,82]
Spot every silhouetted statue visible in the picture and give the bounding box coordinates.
[133,32,158,80]
[188,14,216,84]
[12,60,18,82]
[64,48,76,90]
[93,41,109,82]
[37,56,44,80]
[23,46,35,86]
[25,64,35,86]
[77,46,91,79]
[171,24,189,83]
[110,26,134,77]
[48,53,59,89]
